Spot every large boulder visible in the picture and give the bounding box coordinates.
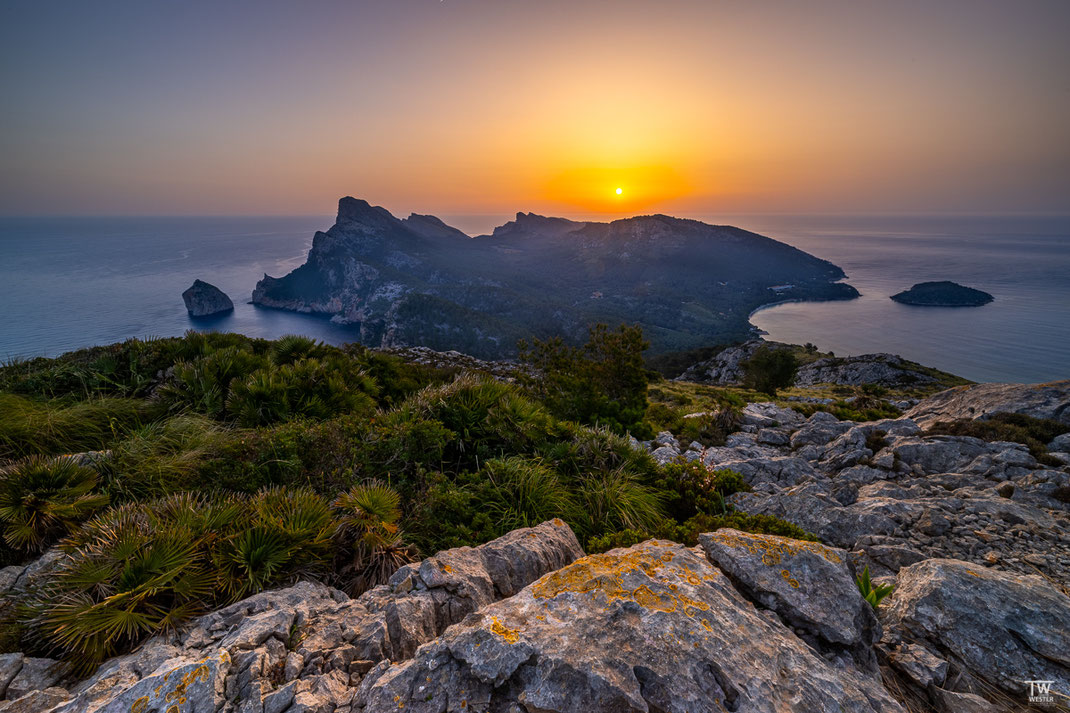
[182,279,234,317]
[354,539,902,712]
[906,381,1070,428]
[699,529,880,670]
[881,558,1070,701]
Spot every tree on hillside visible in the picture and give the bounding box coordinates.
[518,324,652,436]
[741,346,798,396]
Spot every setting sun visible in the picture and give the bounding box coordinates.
[615,187,623,195]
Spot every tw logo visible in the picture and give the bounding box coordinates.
[1025,680,1055,704]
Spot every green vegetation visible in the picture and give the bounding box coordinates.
[0,328,817,671]
[927,412,1069,467]
[856,566,895,609]
[519,324,653,437]
[741,346,799,397]
[0,456,108,554]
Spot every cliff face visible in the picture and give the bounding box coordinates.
[252,197,858,358]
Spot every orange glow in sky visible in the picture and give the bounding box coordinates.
[0,2,1067,217]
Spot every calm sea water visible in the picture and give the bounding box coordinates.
[1,214,1067,384]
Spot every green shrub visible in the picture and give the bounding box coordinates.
[575,467,666,541]
[99,415,224,502]
[740,346,798,396]
[0,456,109,553]
[519,323,652,436]
[482,457,580,532]
[333,481,416,594]
[401,376,555,469]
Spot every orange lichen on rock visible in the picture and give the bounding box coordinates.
[708,530,842,566]
[489,616,520,644]
[530,544,711,619]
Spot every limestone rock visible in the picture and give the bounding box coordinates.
[882,558,1070,700]
[906,381,1070,428]
[699,529,880,670]
[354,539,903,712]
[45,520,581,713]
[182,279,234,318]
[676,340,794,385]
[796,353,939,388]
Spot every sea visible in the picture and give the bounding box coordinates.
[0,214,1067,384]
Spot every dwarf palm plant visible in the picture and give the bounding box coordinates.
[0,456,109,552]
[333,481,415,594]
[28,488,336,673]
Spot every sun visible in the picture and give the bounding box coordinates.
[615,187,623,195]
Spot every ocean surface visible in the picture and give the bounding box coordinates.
[0,214,1067,384]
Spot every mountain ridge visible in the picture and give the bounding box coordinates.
[252,197,860,358]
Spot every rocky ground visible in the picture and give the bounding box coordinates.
[645,394,1070,589]
[1,382,1068,712]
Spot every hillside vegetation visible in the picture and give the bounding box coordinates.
[0,327,811,670]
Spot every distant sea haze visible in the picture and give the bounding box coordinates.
[1,214,1067,384]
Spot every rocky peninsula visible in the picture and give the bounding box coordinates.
[251,197,859,358]
[890,281,994,307]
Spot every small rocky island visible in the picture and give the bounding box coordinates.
[182,279,234,317]
[890,281,993,307]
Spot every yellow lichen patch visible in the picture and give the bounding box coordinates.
[709,530,842,567]
[441,563,453,574]
[131,696,150,713]
[489,616,520,644]
[552,518,565,527]
[531,546,712,621]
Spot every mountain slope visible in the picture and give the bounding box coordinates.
[252,197,859,357]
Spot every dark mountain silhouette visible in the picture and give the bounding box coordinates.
[252,197,859,357]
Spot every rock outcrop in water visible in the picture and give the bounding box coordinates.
[251,197,858,358]
[182,280,234,317]
[890,281,994,307]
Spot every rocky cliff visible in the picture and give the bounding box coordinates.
[251,198,858,358]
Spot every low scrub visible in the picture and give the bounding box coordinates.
[927,412,1068,467]
[0,394,156,460]
[0,455,108,555]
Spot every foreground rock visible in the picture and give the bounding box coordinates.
[24,520,581,713]
[357,539,901,713]
[10,517,1070,712]
[882,558,1070,707]
[182,279,234,317]
[890,280,994,307]
[906,380,1070,427]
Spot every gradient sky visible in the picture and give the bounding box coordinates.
[2,0,1069,217]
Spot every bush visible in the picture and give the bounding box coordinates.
[927,412,1068,467]
[482,457,580,533]
[740,346,798,396]
[0,456,109,553]
[333,481,416,594]
[401,376,555,469]
[519,323,652,436]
